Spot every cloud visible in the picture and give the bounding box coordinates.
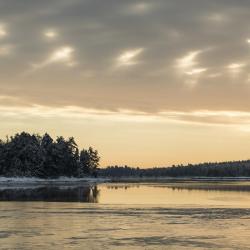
[176,50,208,86]
[0,104,250,132]
[31,46,76,71]
[49,46,74,62]
[185,68,207,76]
[159,110,250,126]
[176,51,201,70]
[44,29,58,39]
[0,24,7,38]
[227,63,245,70]
[227,63,246,75]
[116,48,144,67]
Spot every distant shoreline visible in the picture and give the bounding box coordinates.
[109,176,250,183]
[1,176,250,187]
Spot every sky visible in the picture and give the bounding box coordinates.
[1,0,250,167]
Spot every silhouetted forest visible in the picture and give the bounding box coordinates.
[99,161,250,178]
[0,132,100,178]
[1,132,250,178]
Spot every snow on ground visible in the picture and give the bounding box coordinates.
[0,177,110,186]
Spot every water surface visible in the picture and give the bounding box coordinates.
[0,181,250,249]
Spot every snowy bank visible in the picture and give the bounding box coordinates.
[0,177,110,187]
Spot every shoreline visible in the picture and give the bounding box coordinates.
[0,176,250,186]
[0,177,110,187]
[109,176,250,183]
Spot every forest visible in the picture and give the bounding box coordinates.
[100,161,250,178]
[1,132,250,178]
[0,132,100,178]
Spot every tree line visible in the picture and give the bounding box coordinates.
[0,132,100,178]
[1,132,250,178]
[99,161,250,177]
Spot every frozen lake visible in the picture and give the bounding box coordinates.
[0,181,250,249]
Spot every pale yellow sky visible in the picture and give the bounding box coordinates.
[1,0,250,167]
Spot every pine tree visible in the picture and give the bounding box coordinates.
[79,147,100,176]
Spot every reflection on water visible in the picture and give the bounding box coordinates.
[97,182,250,207]
[0,181,250,206]
[0,186,100,202]
[0,182,250,249]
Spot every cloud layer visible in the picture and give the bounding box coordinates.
[1,0,250,132]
